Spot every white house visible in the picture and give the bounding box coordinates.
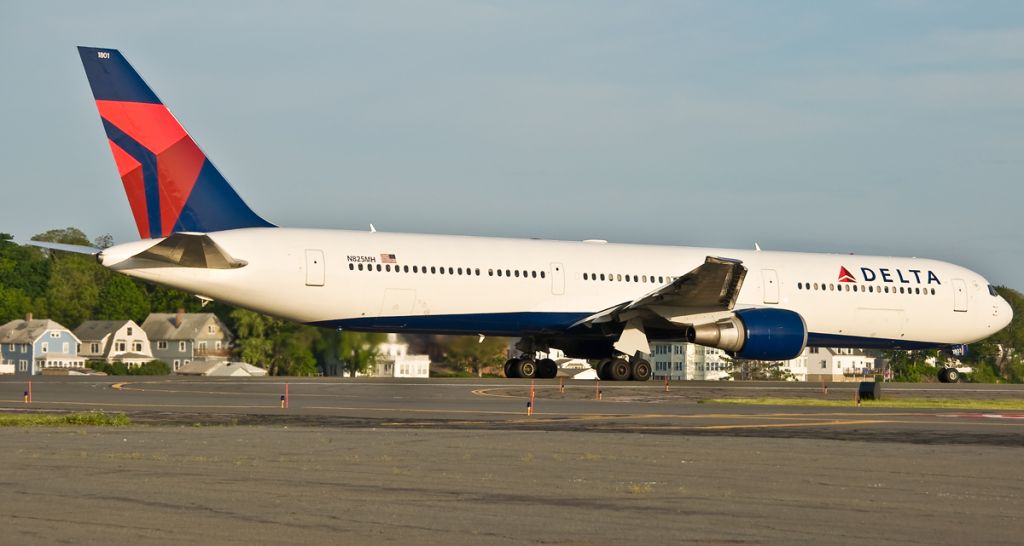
[74,320,154,366]
[804,347,878,383]
[650,342,734,381]
[368,334,430,378]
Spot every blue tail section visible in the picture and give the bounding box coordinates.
[77,46,275,238]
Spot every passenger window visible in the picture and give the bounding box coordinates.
[617,274,622,282]
[600,274,605,281]
[584,273,589,280]
[532,271,537,278]
[506,270,511,277]
[358,263,364,271]
[376,264,382,272]
[515,270,520,278]
[813,283,819,290]
[541,271,546,278]
[457,267,463,275]
[475,268,480,276]
[489,269,494,276]
[430,266,436,274]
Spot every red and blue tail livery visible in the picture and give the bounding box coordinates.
[77,46,273,239]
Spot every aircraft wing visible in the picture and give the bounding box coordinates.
[573,256,748,329]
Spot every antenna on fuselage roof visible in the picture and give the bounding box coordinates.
[754,243,762,251]
[369,224,377,233]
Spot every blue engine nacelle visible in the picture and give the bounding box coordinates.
[687,308,807,361]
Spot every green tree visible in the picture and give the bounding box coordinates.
[443,335,508,376]
[328,331,386,377]
[96,274,150,323]
[45,255,103,327]
[231,309,278,372]
[31,227,91,246]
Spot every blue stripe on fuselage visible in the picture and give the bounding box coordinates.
[312,311,947,351]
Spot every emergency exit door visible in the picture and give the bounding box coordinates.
[550,263,565,295]
[305,249,325,286]
[762,269,779,304]
[953,278,967,312]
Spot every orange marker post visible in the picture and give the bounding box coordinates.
[284,383,290,409]
[28,381,32,404]
[530,380,536,414]
[559,376,565,394]
[664,375,670,393]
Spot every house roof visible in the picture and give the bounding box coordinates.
[73,320,131,341]
[141,313,228,341]
[0,319,71,345]
[176,360,266,377]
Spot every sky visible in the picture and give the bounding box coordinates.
[1,1,1021,289]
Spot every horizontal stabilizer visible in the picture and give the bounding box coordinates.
[22,240,102,256]
[128,233,246,269]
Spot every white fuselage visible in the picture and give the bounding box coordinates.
[101,228,1012,349]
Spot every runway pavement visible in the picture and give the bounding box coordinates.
[1,376,1023,445]
[1,377,1023,544]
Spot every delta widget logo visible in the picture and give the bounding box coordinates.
[838,267,856,283]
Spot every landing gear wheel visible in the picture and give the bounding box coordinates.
[515,358,537,379]
[630,359,652,382]
[938,367,950,383]
[608,358,631,381]
[537,358,558,379]
[597,358,613,380]
[504,358,520,379]
[946,368,960,383]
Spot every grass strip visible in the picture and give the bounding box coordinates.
[700,398,1024,410]
[0,412,131,427]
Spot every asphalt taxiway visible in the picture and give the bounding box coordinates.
[1,377,1022,545]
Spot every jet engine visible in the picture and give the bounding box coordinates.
[686,308,807,361]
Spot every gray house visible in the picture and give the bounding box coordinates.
[0,314,86,375]
[141,311,233,372]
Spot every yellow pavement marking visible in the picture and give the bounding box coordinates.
[111,383,126,390]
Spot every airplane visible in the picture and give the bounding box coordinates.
[56,46,1012,383]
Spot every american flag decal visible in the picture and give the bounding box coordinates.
[381,253,397,264]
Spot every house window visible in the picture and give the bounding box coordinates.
[183,359,190,365]
[179,342,186,352]
[91,343,100,353]
[198,341,207,350]
[132,342,142,352]
[173,359,181,370]
[208,325,216,334]
[215,341,222,350]
[116,342,126,352]
[41,343,48,354]
[7,344,12,351]
[21,345,27,353]
[19,360,27,372]
[62,342,69,353]
[50,332,60,338]
[157,341,167,350]
[127,327,133,336]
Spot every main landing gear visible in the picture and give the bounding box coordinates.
[504,356,558,379]
[938,367,961,383]
[595,356,652,382]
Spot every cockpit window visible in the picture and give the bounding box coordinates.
[988,285,999,297]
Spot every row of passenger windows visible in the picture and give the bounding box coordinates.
[349,262,547,279]
[797,282,936,296]
[583,273,676,284]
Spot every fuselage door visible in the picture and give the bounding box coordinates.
[305,249,325,286]
[551,263,565,295]
[762,269,779,304]
[953,278,967,312]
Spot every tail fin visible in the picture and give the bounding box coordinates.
[77,46,274,239]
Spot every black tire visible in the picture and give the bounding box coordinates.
[537,358,558,379]
[516,358,537,379]
[608,358,631,381]
[630,359,652,381]
[946,368,960,383]
[504,358,519,379]
[596,358,612,380]
[938,367,950,383]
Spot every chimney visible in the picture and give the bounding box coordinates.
[175,308,184,328]
[25,312,32,323]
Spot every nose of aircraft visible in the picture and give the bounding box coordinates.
[996,296,1013,331]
